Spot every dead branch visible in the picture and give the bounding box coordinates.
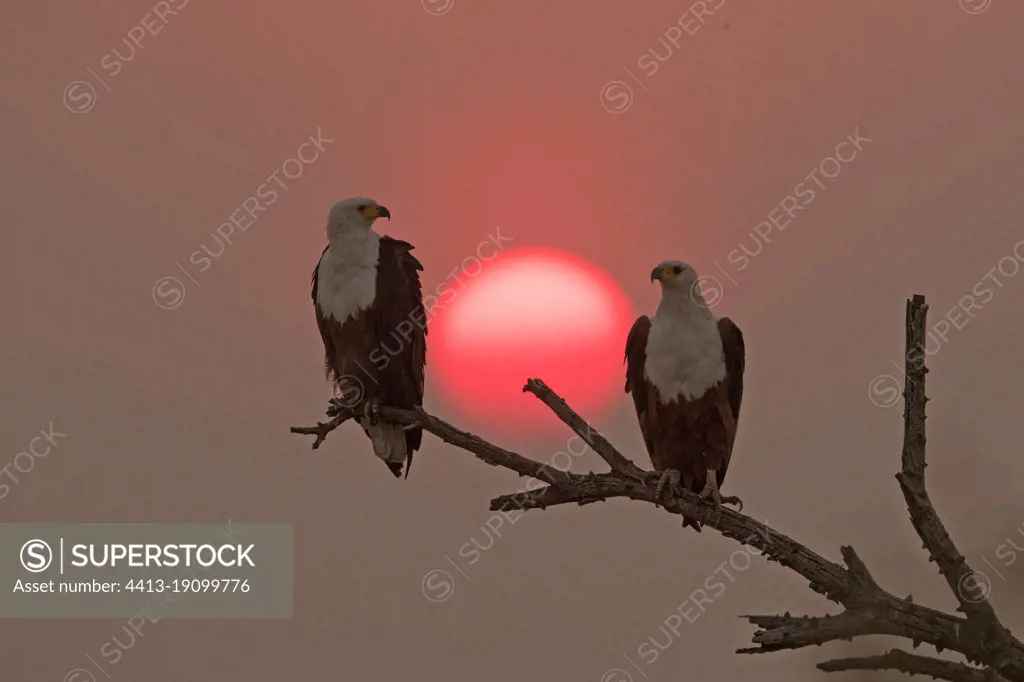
[818,649,1008,682]
[290,294,1024,681]
[523,378,647,479]
[288,409,351,449]
[895,299,1017,671]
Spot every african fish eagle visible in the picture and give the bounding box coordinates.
[311,197,426,478]
[624,260,745,529]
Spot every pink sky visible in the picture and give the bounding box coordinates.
[2,0,1024,680]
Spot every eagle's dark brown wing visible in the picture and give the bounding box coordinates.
[709,316,745,489]
[717,317,745,420]
[375,237,426,406]
[311,245,339,382]
[624,315,654,459]
[375,236,427,476]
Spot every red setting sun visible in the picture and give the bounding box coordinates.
[430,248,635,435]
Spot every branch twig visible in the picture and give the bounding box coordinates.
[523,379,647,479]
[895,296,1014,671]
[897,297,996,617]
[819,649,1008,682]
[288,408,351,449]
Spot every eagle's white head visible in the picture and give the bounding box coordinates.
[326,196,391,242]
[650,259,712,317]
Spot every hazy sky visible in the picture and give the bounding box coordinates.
[2,1,1024,680]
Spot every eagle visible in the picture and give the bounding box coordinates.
[624,260,745,530]
[311,197,426,479]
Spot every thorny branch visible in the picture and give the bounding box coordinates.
[818,649,1008,682]
[289,412,351,449]
[290,295,1024,682]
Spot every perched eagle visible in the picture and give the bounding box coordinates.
[624,260,745,530]
[311,197,426,478]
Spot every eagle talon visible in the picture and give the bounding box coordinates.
[647,469,681,507]
[698,473,742,513]
[721,495,743,513]
[699,485,718,508]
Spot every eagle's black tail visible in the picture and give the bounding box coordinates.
[403,427,420,479]
[682,516,702,532]
[383,435,417,479]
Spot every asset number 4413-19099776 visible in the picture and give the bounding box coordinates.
[124,578,250,593]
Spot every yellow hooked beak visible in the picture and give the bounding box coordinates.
[359,204,391,220]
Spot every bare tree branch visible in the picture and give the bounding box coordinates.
[289,295,1024,681]
[288,409,351,449]
[819,648,1008,682]
[523,378,647,479]
[895,296,1018,675]
[292,399,576,487]
[898,296,995,617]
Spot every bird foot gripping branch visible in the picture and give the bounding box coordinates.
[648,469,681,506]
[698,471,743,513]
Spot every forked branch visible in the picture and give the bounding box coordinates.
[290,295,1023,681]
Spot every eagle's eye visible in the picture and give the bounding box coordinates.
[356,204,368,211]
[673,265,683,274]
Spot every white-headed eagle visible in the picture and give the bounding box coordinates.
[311,197,426,479]
[624,260,745,530]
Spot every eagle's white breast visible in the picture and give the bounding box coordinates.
[644,312,726,403]
[316,230,381,322]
